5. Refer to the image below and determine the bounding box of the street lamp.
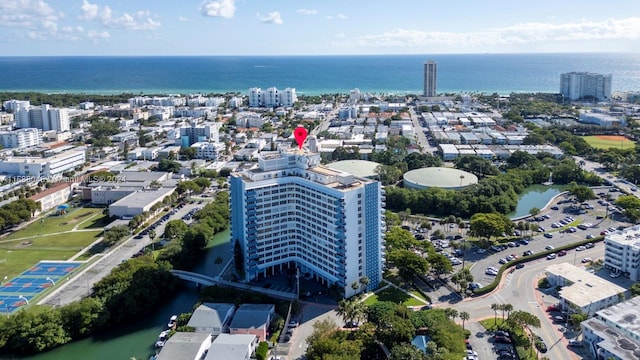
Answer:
[46,277,55,287]
[18,295,28,305]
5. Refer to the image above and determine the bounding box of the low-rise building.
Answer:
[187,303,236,335]
[581,297,640,360]
[0,128,42,149]
[205,334,257,360]
[545,263,627,315]
[229,304,275,342]
[0,148,86,179]
[156,332,212,360]
[604,224,640,281]
[28,182,77,213]
[191,142,225,160]
[108,187,175,219]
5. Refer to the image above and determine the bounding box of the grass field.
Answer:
[583,135,635,150]
[2,207,104,240]
[0,205,108,280]
[364,286,427,306]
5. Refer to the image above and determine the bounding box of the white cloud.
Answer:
[87,30,110,39]
[354,18,640,49]
[79,1,160,31]
[259,11,283,25]
[178,16,189,22]
[0,0,59,28]
[200,0,236,19]
[337,13,348,20]
[79,0,99,21]
[297,9,317,15]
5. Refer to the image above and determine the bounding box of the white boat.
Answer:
[167,315,177,328]
[155,331,168,348]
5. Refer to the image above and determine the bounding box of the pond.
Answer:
[507,184,569,219]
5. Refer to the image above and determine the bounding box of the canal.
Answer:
[2,229,231,360]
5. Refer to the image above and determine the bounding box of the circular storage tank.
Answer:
[403,167,478,190]
[327,160,381,179]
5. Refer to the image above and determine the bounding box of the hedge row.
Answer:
[473,236,605,296]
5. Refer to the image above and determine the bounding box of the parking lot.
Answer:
[465,189,629,287]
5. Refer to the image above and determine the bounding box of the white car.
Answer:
[610,272,622,278]
[547,253,557,260]
[466,350,478,357]
[545,245,554,250]
[475,248,487,254]
[575,245,586,251]
[581,257,592,263]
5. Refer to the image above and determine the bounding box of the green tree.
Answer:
[451,268,474,294]
[389,343,427,360]
[157,159,181,173]
[164,220,188,240]
[468,213,513,240]
[387,249,430,280]
[569,184,596,202]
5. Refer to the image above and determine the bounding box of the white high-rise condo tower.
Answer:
[230,149,385,298]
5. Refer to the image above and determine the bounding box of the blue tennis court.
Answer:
[0,261,83,314]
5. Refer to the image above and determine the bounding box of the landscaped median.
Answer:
[473,236,604,296]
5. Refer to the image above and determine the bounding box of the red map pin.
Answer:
[293,127,308,149]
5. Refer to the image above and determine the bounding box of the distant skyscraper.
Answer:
[560,72,612,101]
[423,60,437,97]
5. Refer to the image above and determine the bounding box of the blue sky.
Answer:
[1,0,639,56]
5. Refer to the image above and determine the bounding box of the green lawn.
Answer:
[77,213,110,230]
[365,286,427,306]
[0,249,79,280]
[0,230,101,279]
[3,207,103,240]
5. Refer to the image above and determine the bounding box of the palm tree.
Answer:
[503,304,514,320]
[491,303,500,325]
[359,276,370,294]
[460,311,470,330]
[336,299,352,324]
[445,308,458,321]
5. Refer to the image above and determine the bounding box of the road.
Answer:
[575,155,639,195]
[408,107,438,154]
[446,245,605,360]
[39,200,205,307]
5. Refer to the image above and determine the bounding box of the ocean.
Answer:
[0,53,638,96]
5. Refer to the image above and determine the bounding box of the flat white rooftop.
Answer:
[547,263,626,309]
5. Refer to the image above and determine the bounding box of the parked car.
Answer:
[547,253,557,260]
[545,245,555,250]
[515,263,525,269]
[544,233,553,238]
[582,257,592,263]
[558,250,568,256]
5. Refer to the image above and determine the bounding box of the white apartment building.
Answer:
[3,99,30,112]
[230,149,384,298]
[560,72,612,101]
[604,225,640,281]
[179,122,220,147]
[14,104,70,132]
[581,297,640,360]
[191,142,225,160]
[248,87,297,108]
[0,128,42,149]
[0,149,86,179]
